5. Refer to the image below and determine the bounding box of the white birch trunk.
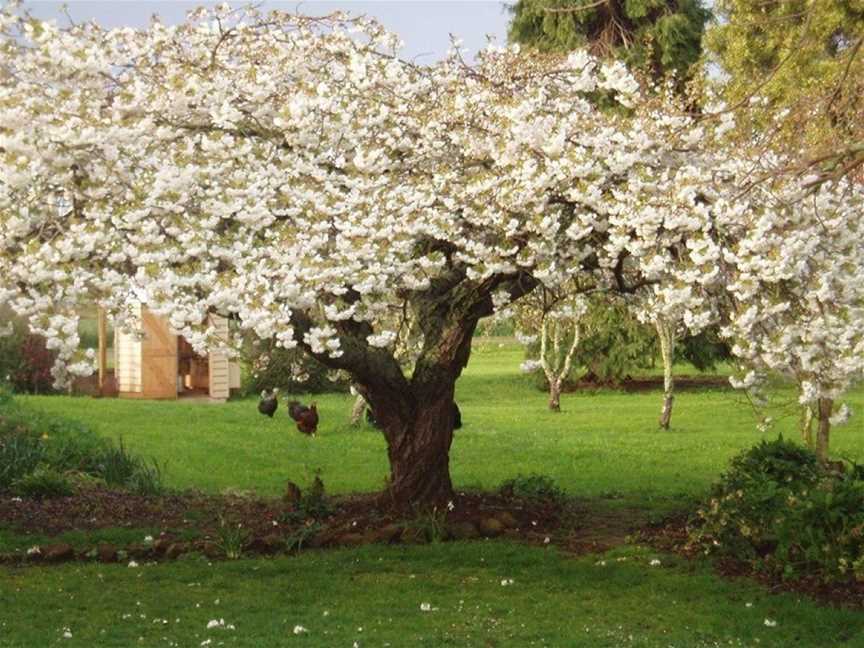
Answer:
[656,317,675,430]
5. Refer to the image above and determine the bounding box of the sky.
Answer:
[25,1,517,61]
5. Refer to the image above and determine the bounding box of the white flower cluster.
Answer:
[0,4,860,425]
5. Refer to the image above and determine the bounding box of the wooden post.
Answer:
[97,307,107,392]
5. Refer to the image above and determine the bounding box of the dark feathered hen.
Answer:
[258,389,279,418]
[288,401,319,436]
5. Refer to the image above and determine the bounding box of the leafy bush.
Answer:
[281,474,332,522]
[689,437,864,583]
[11,465,73,498]
[500,474,565,503]
[97,439,140,486]
[126,458,164,496]
[0,430,44,489]
[0,394,163,496]
[0,314,57,394]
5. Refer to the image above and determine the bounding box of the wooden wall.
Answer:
[141,310,179,400]
[115,309,239,402]
[208,315,230,401]
[114,314,142,394]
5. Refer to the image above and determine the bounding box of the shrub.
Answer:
[0,430,44,489]
[0,393,163,496]
[0,318,58,394]
[499,474,565,503]
[96,439,140,486]
[11,465,73,498]
[689,437,864,583]
[127,458,164,496]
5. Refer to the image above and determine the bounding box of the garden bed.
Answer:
[0,485,586,565]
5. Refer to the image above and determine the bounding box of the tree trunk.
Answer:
[350,392,367,426]
[384,391,456,507]
[548,379,561,412]
[656,318,675,430]
[800,404,814,448]
[816,397,833,462]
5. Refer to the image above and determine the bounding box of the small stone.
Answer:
[375,524,403,544]
[448,521,481,541]
[126,543,153,559]
[97,543,118,563]
[200,541,222,559]
[401,527,429,544]
[336,533,365,547]
[42,543,75,562]
[479,518,504,538]
[165,542,189,560]
[496,511,519,529]
[152,539,171,556]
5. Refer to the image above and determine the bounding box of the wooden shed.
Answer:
[114,307,241,401]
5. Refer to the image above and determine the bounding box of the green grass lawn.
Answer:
[3,543,863,648]
[4,340,864,647]
[17,341,864,511]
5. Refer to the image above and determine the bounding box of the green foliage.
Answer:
[284,521,321,552]
[500,473,566,503]
[96,439,164,495]
[0,392,162,496]
[707,0,864,153]
[0,429,44,489]
[522,299,657,386]
[508,0,710,82]
[215,515,249,559]
[241,338,348,396]
[0,313,57,395]
[97,439,142,486]
[690,437,864,583]
[281,473,332,523]
[3,543,864,647]
[11,464,73,498]
[404,504,450,543]
[676,328,730,372]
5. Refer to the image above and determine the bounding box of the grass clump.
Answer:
[0,392,164,497]
[97,439,164,495]
[689,436,864,583]
[11,464,73,498]
[215,515,249,559]
[499,473,566,503]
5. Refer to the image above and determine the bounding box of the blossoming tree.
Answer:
[515,288,588,412]
[1,3,861,504]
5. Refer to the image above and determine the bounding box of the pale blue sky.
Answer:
[26,1,516,61]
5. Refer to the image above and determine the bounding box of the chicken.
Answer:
[288,400,319,436]
[258,388,279,418]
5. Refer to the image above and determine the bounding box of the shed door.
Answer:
[141,311,178,400]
